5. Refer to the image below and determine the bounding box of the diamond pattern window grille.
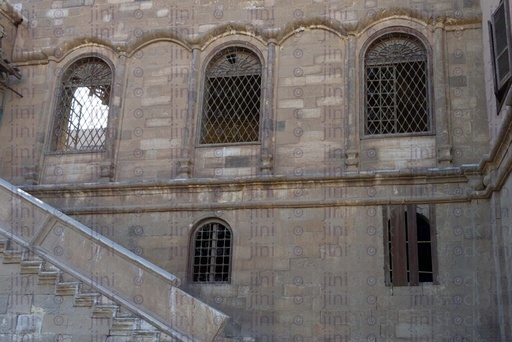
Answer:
[191,222,232,283]
[200,47,262,144]
[365,34,430,135]
[52,57,112,151]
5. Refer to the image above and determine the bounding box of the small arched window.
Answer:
[364,33,430,135]
[51,57,113,151]
[199,46,262,144]
[385,205,435,286]
[190,220,232,283]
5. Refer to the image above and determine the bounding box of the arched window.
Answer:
[51,57,113,151]
[364,33,430,135]
[199,46,262,144]
[190,220,232,283]
[385,205,435,286]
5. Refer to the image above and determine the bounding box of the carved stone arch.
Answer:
[48,37,120,62]
[125,30,192,58]
[361,26,432,61]
[192,23,269,50]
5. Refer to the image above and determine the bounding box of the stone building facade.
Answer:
[0,0,509,340]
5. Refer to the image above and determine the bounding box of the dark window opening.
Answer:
[200,47,262,144]
[191,222,232,283]
[385,205,434,286]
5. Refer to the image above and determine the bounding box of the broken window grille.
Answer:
[51,57,112,151]
[365,33,430,135]
[191,221,232,283]
[199,46,262,144]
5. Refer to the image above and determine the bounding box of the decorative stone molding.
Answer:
[466,174,485,191]
[23,165,39,185]
[437,145,452,166]
[12,11,483,64]
[344,150,359,171]
[99,162,114,182]
[0,1,24,26]
[461,165,485,191]
[260,153,273,176]
[176,158,192,179]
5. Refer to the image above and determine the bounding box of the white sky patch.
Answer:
[70,87,109,130]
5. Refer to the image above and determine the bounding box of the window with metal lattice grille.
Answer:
[199,47,262,144]
[51,57,112,151]
[384,205,437,286]
[364,34,431,135]
[191,221,232,283]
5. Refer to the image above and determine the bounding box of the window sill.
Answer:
[196,142,261,148]
[361,132,436,140]
[45,149,107,156]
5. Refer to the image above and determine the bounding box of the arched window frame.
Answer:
[362,29,433,137]
[189,219,233,284]
[384,204,438,286]
[50,55,114,152]
[198,45,263,145]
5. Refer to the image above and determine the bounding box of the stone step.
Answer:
[0,238,207,342]
[132,329,160,342]
[106,336,131,342]
[38,262,60,285]
[55,281,80,296]
[110,317,138,333]
[74,291,101,307]
[92,303,119,318]
[19,259,41,274]
[109,317,161,341]
[2,249,22,263]
[0,239,8,252]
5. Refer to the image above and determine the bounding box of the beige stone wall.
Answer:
[480,1,512,339]
[0,0,507,340]
[59,199,498,340]
[0,0,487,184]
[494,175,512,338]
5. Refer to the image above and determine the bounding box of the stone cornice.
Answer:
[23,167,469,193]
[0,0,23,26]
[12,9,482,64]
[21,166,486,214]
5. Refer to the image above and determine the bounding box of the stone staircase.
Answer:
[0,238,177,341]
[0,178,229,341]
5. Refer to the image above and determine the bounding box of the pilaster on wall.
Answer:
[261,42,276,176]
[107,53,128,182]
[177,48,200,179]
[344,36,359,171]
[432,26,453,167]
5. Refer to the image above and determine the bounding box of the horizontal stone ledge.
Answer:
[22,166,477,195]
[56,195,472,215]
